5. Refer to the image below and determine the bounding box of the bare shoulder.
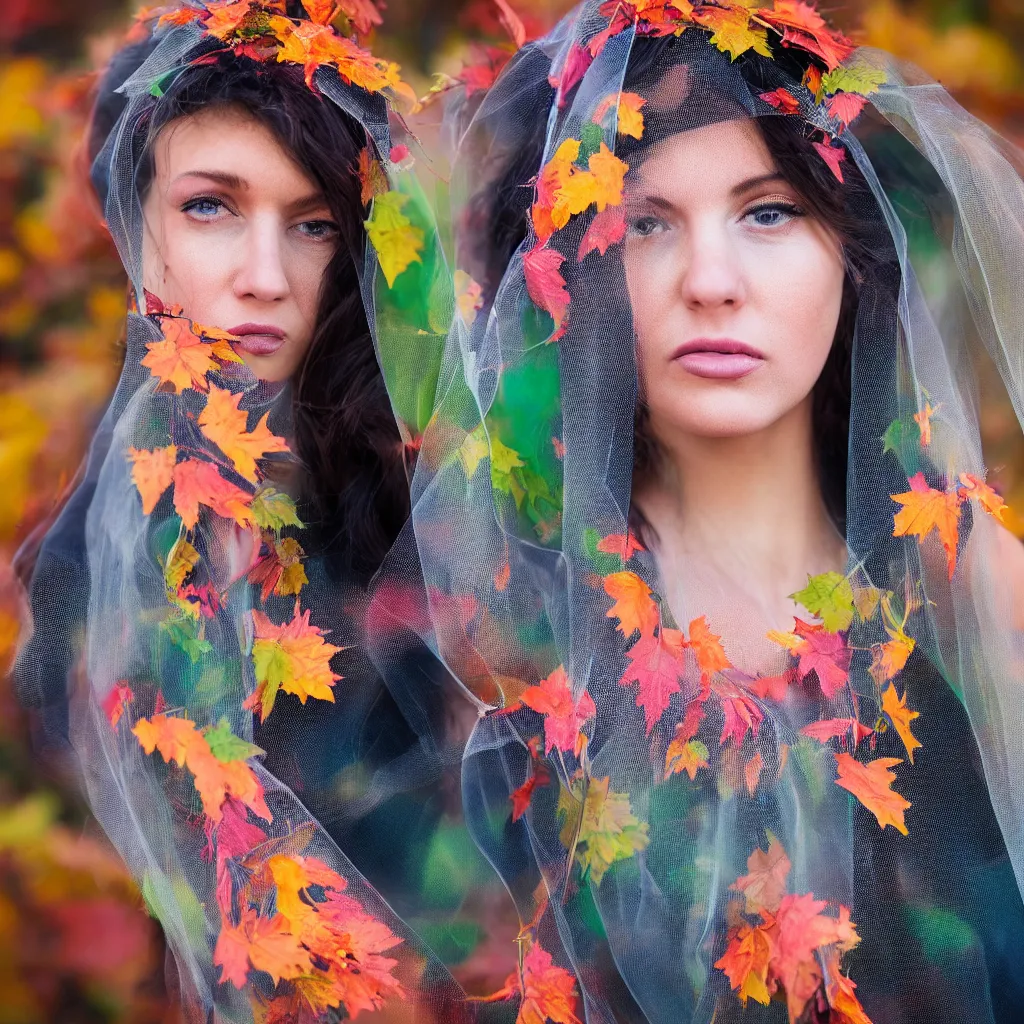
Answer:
[982,523,1024,631]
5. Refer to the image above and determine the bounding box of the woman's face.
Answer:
[623,117,845,444]
[142,104,338,382]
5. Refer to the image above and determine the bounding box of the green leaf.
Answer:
[577,122,604,163]
[883,416,922,476]
[161,616,213,664]
[790,571,855,632]
[251,643,291,719]
[822,63,887,97]
[905,905,976,963]
[251,486,303,531]
[204,717,265,764]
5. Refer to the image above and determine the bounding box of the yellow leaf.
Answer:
[128,445,177,515]
[881,684,921,763]
[364,191,424,287]
[198,385,289,483]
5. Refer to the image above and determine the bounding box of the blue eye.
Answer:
[746,202,802,227]
[629,215,665,237]
[182,196,226,219]
[296,219,338,241]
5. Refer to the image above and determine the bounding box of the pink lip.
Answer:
[228,322,286,357]
[671,337,764,380]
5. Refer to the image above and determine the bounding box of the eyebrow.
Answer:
[630,172,791,209]
[171,170,330,214]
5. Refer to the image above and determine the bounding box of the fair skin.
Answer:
[623,118,848,672]
[142,104,339,382]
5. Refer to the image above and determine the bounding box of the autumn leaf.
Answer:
[204,717,265,763]
[520,665,596,755]
[532,138,580,241]
[163,535,200,593]
[511,766,549,822]
[719,692,764,748]
[750,668,796,702]
[821,63,887,99]
[172,459,254,530]
[603,570,658,637]
[586,143,629,211]
[827,962,873,1024]
[592,91,646,138]
[214,909,311,988]
[731,833,791,915]
[881,684,921,763]
[128,444,177,514]
[454,269,484,325]
[251,485,303,531]
[827,92,868,131]
[132,713,269,822]
[892,472,962,578]
[595,530,645,562]
[959,472,1008,523]
[249,606,343,721]
[664,736,709,781]
[335,0,383,36]
[577,207,626,260]
[198,385,289,483]
[140,317,239,393]
[715,920,773,1006]
[364,191,424,287]
[790,571,854,632]
[913,400,939,446]
[799,718,873,747]
[568,776,649,885]
[102,682,134,730]
[517,941,580,1024]
[778,618,853,699]
[523,244,570,327]
[745,751,764,795]
[813,139,846,182]
[834,753,910,835]
[759,87,801,113]
[249,535,308,602]
[757,0,855,70]
[688,615,731,681]
[868,633,914,686]
[694,5,772,61]
[619,628,686,732]
[300,0,337,25]
[357,146,388,206]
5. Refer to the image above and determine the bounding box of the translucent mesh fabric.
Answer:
[375,5,1024,1021]
[18,10,510,1023]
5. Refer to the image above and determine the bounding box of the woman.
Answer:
[18,3,515,1020]
[382,2,1024,1021]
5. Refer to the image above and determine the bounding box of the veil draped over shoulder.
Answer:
[371,1,1024,1021]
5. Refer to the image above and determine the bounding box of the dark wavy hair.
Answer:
[473,34,901,536]
[89,37,406,584]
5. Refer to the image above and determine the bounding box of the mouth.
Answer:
[228,322,286,357]
[671,337,764,380]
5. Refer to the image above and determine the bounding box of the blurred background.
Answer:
[1,0,1022,1019]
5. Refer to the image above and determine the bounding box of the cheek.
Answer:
[624,241,672,387]
[143,213,229,320]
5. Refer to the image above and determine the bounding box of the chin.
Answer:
[659,399,787,441]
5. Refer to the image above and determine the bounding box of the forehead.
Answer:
[628,118,777,194]
[151,106,315,192]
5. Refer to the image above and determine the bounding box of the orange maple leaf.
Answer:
[587,143,628,211]
[687,615,731,680]
[592,91,646,139]
[958,472,1008,523]
[799,718,873,747]
[693,4,772,61]
[532,138,580,242]
[913,401,939,446]
[128,444,177,514]
[140,317,240,392]
[335,0,383,35]
[249,607,343,721]
[517,940,580,1024]
[520,665,595,755]
[357,146,388,206]
[731,834,791,915]
[826,954,874,1024]
[760,87,801,113]
[868,634,914,686]
[132,713,269,822]
[757,0,855,70]
[595,530,645,561]
[834,753,910,835]
[102,682,135,730]
[603,570,658,637]
[271,17,400,93]
[198,384,290,483]
[664,735,709,781]
[715,919,773,1006]
[214,908,311,988]
[880,684,921,763]
[172,458,254,530]
[891,472,963,578]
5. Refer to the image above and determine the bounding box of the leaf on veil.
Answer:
[214,908,311,989]
[516,940,580,1024]
[249,607,343,721]
[770,618,852,699]
[603,570,659,637]
[592,91,647,139]
[251,485,303,531]
[833,753,910,835]
[757,0,855,70]
[719,692,764,748]
[688,615,732,681]
[664,701,708,780]
[132,713,270,822]
[247,535,308,601]
[523,244,570,327]
[731,833,791,915]
[102,682,134,730]
[127,444,177,515]
[692,5,772,61]
[827,92,868,131]
[364,191,425,287]
[562,776,649,886]
[958,472,1008,523]
[812,138,846,182]
[198,385,289,483]
[715,918,773,1006]
[799,718,873,747]
[891,472,963,579]
[577,206,626,260]
[912,400,939,446]
[790,571,854,632]
[595,530,645,562]
[619,628,686,732]
[520,665,596,755]
[140,317,240,393]
[825,955,874,1024]
[172,458,254,530]
[759,87,801,113]
[880,684,921,763]
[356,146,389,207]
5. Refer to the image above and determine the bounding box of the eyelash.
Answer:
[180,196,338,240]
[744,200,804,227]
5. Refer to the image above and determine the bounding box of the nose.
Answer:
[677,220,745,312]
[232,213,290,303]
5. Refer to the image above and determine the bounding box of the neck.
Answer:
[635,400,846,596]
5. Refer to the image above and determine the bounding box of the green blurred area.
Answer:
[0,0,1022,1019]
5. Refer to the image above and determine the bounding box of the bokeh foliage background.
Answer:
[0,0,1022,1018]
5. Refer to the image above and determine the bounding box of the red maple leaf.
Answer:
[520,666,595,755]
[618,628,686,733]
[523,243,570,327]
[792,619,852,699]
